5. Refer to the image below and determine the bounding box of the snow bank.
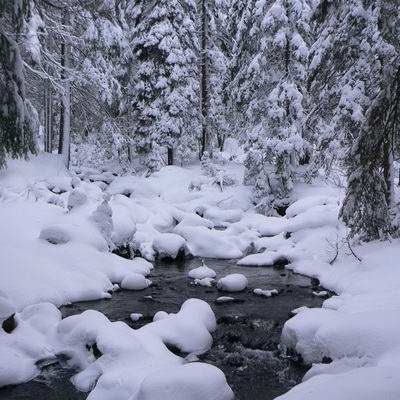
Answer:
[278,239,400,399]
[0,298,232,400]
[3,153,400,400]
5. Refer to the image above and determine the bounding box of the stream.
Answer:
[0,258,325,400]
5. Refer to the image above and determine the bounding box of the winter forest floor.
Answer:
[0,153,400,399]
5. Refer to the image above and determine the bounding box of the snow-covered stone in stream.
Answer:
[53,299,230,400]
[120,272,152,291]
[153,233,186,259]
[0,303,61,387]
[194,277,216,287]
[313,291,329,297]
[129,313,143,322]
[280,308,340,364]
[217,274,248,292]
[188,260,217,279]
[178,226,243,259]
[215,296,236,303]
[153,311,170,322]
[290,306,309,316]
[253,288,279,298]
[136,362,234,400]
[238,250,291,266]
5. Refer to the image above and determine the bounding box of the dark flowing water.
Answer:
[0,258,325,400]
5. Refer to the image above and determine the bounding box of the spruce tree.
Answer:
[309,0,400,240]
[0,0,38,168]
[230,0,313,213]
[130,0,201,170]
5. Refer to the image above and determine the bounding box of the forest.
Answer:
[1,1,400,399]
[1,0,400,239]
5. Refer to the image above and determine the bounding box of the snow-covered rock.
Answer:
[188,260,217,279]
[253,288,279,298]
[153,233,186,259]
[217,274,248,292]
[121,272,152,291]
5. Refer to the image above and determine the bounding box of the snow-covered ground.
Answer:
[0,153,399,399]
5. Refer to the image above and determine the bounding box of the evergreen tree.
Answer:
[309,0,400,240]
[0,0,39,168]
[231,0,313,213]
[130,0,201,170]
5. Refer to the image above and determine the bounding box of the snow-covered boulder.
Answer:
[280,308,340,364]
[136,362,234,400]
[188,260,217,279]
[217,274,248,292]
[120,272,152,291]
[153,233,186,259]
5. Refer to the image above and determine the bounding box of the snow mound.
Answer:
[276,366,400,400]
[136,362,234,400]
[188,260,217,279]
[238,250,291,266]
[153,233,186,259]
[121,272,152,291]
[0,298,231,398]
[217,274,248,292]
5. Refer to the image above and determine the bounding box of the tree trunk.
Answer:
[44,81,53,153]
[200,0,210,158]
[58,11,71,168]
[382,139,395,208]
[167,147,174,166]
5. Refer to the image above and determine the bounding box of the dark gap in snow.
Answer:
[274,203,289,217]
[164,342,188,358]
[155,248,186,262]
[112,244,133,259]
[85,342,103,359]
[273,257,290,268]
[310,278,320,288]
[2,313,16,334]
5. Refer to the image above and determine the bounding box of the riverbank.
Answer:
[1,153,399,399]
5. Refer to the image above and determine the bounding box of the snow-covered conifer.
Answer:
[309,0,400,240]
[130,0,201,169]
[0,0,39,168]
[231,0,313,212]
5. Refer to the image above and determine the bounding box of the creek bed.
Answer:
[0,258,325,400]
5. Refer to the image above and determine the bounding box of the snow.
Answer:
[1,153,400,399]
[120,272,152,291]
[217,274,248,292]
[188,260,217,279]
[253,288,279,298]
